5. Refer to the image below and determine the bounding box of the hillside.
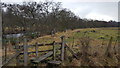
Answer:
[28,27,119,45]
[26,27,119,66]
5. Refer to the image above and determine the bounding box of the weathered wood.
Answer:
[64,46,67,60]
[105,37,113,57]
[20,50,53,55]
[53,41,56,60]
[72,37,75,47]
[18,42,61,48]
[24,38,28,66]
[48,60,61,65]
[16,39,20,66]
[32,51,53,64]
[20,46,61,55]
[0,5,2,67]
[4,44,7,62]
[35,43,38,57]
[2,48,23,66]
[65,43,79,60]
[60,36,65,61]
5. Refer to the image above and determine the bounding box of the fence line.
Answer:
[3,36,78,66]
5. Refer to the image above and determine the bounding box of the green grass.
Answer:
[64,27,119,45]
[4,27,119,66]
[28,27,119,51]
[73,27,118,41]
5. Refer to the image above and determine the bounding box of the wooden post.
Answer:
[64,46,67,60]
[0,4,2,68]
[4,43,7,62]
[35,43,38,57]
[16,46,20,66]
[60,36,65,61]
[72,37,75,48]
[118,39,120,66]
[53,41,56,60]
[24,38,28,66]
[105,37,113,57]
[16,38,20,66]
[113,40,117,54]
[4,39,8,62]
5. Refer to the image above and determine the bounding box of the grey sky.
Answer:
[1,0,119,22]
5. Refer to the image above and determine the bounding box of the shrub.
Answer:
[98,36,105,39]
[79,36,92,65]
[90,30,96,33]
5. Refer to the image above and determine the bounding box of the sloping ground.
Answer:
[27,27,119,53]
[27,27,119,66]
[28,27,119,45]
[2,27,119,66]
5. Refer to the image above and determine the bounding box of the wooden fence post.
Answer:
[5,43,7,62]
[24,38,28,66]
[105,37,113,57]
[60,36,65,61]
[53,41,56,60]
[64,46,67,60]
[16,38,20,66]
[72,37,75,48]
[35,43,38,57]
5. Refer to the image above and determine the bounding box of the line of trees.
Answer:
[1,1,118,35]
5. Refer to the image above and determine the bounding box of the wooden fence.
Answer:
[2,36,78,66]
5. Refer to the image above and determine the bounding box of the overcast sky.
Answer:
[1,0,120,22]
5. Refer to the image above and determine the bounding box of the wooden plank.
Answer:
[65,43,79,60]
[48,60,61,65]
[20,47,61,55]
[18,42,61,48]
[20,50,53,54]
[32,51,53,64]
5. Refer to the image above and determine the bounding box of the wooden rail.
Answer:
[20,46,61,55]
[65,43,79,60]
[20,50,53,54]
[2,48,23,66]
[32,51,53,64]
[16,42,61,48]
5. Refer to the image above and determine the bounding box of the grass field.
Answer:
[3,27,119,66]
[29,27,119,45]
[27,27,119,66]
